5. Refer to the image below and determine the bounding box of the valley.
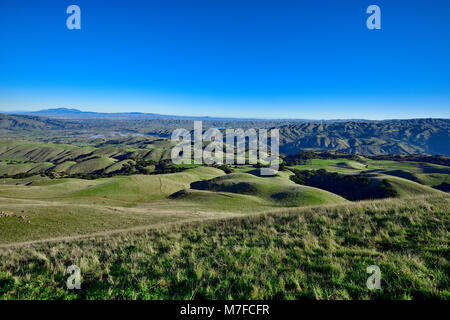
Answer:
[0,111,448,300]
[0,136,448,245]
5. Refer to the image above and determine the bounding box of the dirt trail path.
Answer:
[2,196,416,250]
[0,194,133,203]
[0,213,244,250]
[87,196,132,203]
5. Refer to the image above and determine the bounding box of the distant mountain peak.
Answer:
[37,108,83,113]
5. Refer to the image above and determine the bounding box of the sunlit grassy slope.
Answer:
[67,166,226,202]
[0,195,448,299]
[0,167,348,244]
[368,174,444,197]
[0,159,447,244]
[0,139,175,177]
[183,171,348,206]
[289,158,450,187]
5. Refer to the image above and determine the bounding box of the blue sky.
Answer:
[0,0,449,119]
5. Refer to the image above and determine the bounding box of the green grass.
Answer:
[290,159,366,174]
[290,158,450,176]
[415,173,450,187]
[0,161,46,176]
[0,203,172,244]
[103,160,136,174]
[0,178,104,199]
[0,195,448,300]
[0,139,174,177]
[0,140,93,163]
[67,166,225,202]
[369,174,444,197]
[289,158,450,193]
[169,189,273,212]
[0,166,223,202]
[52,161,77,173]
[65,157,116,174]
[0,167,231,243]
[188,171,348,207]
[0,162,446,245]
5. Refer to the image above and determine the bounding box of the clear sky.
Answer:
[0,0,449,119]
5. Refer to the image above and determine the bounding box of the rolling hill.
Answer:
[185,172,348,206]
[0,139,175,177]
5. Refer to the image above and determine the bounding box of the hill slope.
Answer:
[186,172,348,206]
[0,195,447,299]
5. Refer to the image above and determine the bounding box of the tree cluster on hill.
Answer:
[1,158,188,180]
[282,151,365,166]
[214,164,233,174]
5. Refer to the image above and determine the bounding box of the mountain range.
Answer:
[5,108,363,122]
[0,109,449,156]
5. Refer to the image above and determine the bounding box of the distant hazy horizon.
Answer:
[2,106,450,121]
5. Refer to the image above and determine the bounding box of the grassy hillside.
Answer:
[289,157,450,189]
[0,167,226,243]
[65,157,116,174]
[0,195,447,300]
[289,168,445,201]
[0,157,447,245]
[188,172,348,206]
[369,174,444,197]
[169,189,273,213]
[0,141,448,247]
[67,167,225,202]
[0,139,176,178]
[0,167,347,243]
